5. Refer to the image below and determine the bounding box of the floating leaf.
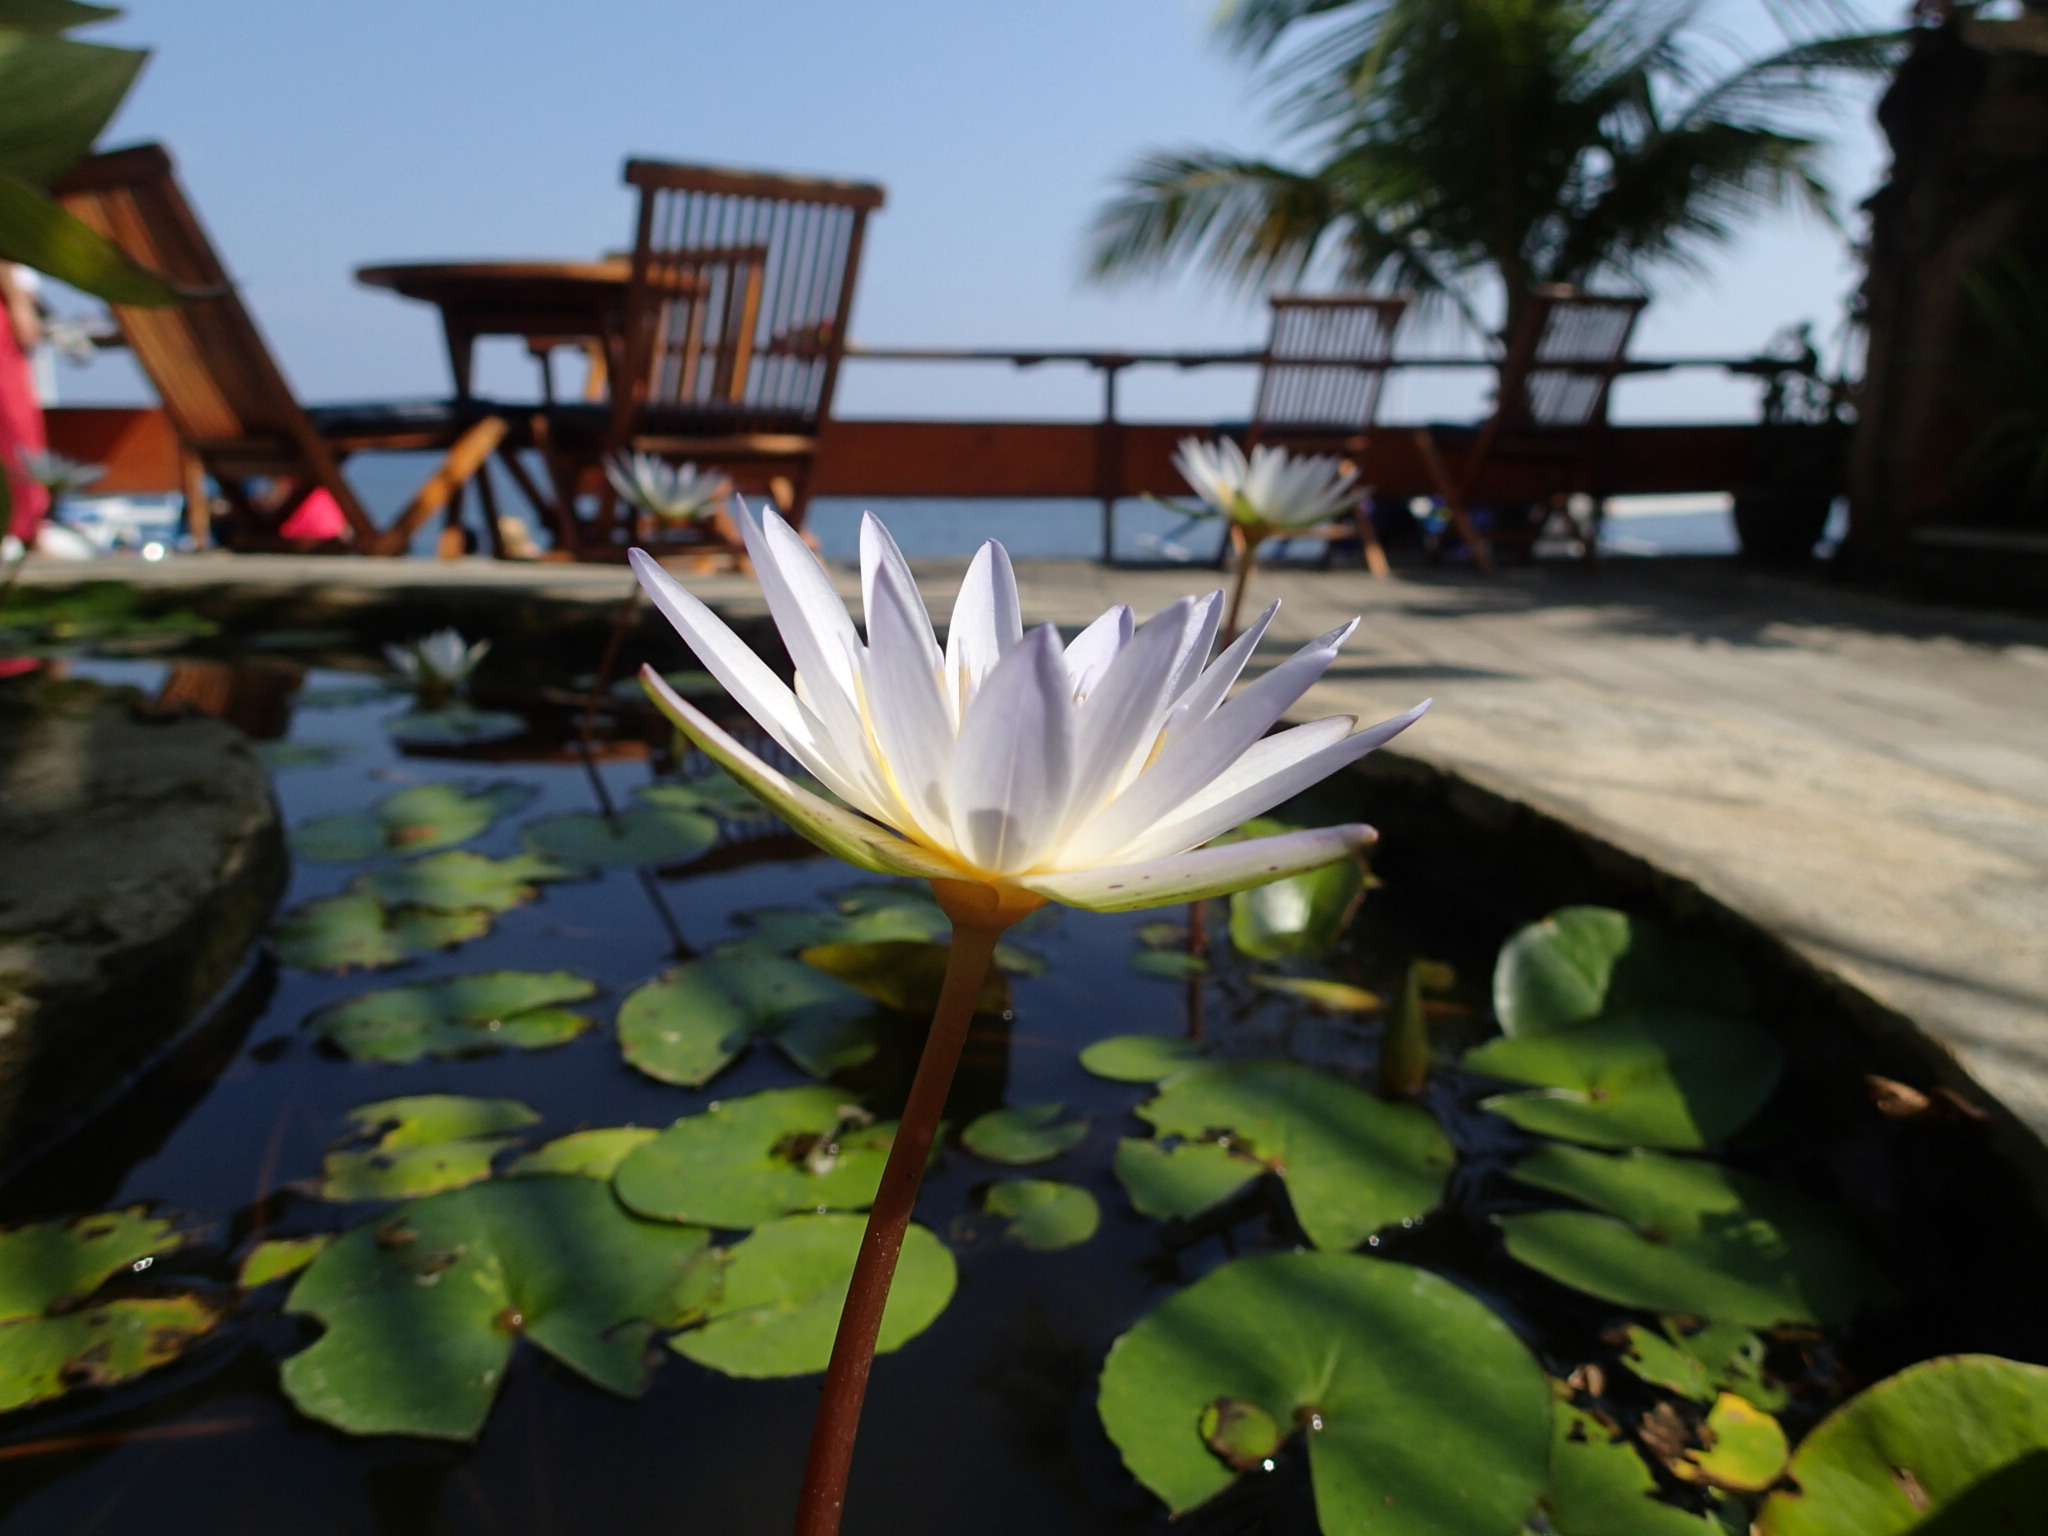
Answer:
[1494,908,1749,1038]
[1621,1320,1786,1411]
[307,971,598,1064]
[0,1297,221,1414]
[1500,1145,1892,1327]
[1248,975,1384,1012]
[1134,1061,1453,1251]
[521,789,717,870]
[641,771,767,820]
[800,940,1011,1018]
[1465,1011,1783,1149]
[613,667,721,701]
[1134,921,1186,949]
[258,740,353,770]
[386,706,525,746]
[1546,1399,1720,1535]
[273,894,491,973]
[1098,1252,1551,1529]
[1672,1392,1788,1492]
[1761,1356,2048,1535]
[1078,1034,1202,1082]
[349,850,575,914]
[1131,949,1208,980]
[1200,1397,1284,1472]
[237,1235,333,1289]
[973,1180,1098,1251]
[613,1087,895,1228]
[318,1095,539,1202]
[282,1177,711,1440]
[0,1208,181,1319]
[294,782,537,863]
[1228,856,1363,961]
[1113,1138,1264,1221]
[671,1214,955,1378]
[617,956,878,1087]
[508,1127,659,1180]
[961,1104,1089,1165]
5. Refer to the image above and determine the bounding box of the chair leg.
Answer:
[179,450,211,549]
[473,458,513,559]
[372,416,510,556]
[1354,499,1390,577]
[1411,429,1494,573]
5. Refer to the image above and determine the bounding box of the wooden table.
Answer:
[355,259,633,403]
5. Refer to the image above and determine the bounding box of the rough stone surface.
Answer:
[0,677,286,1167]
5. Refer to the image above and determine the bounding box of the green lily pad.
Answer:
[617,955,879,1087]
[258,740,354,769]
[0,1208,182,1319]
[1112,1138,1265,1221]
[1495,908,1749,1038]
[0,1296,222,1414]
[238,1235,333,1289]
[386,707,526,746]
[1672,1391,1788,1492]
[1133,1061,1453,1251]
[307,970,599,1064]
[1134,921,1186,949]
[1248,976,1384,1012]
[521,789,718,870]
[798,940,1013,1019]
[507,1127,660,1179]
[293,782,537,863]
[349,850,576,914]
[274,894,492,972]
[281,1176,712,1440]
[1098,1252,1551,1529]
[1464,1011,1784,1149]
[1078,1034,1202,1082]
[318,1095,540,1202]
[613,1087,896,1228]
[1228,855,1364,962]
[1200,1397,1284,1471]
[1500,1145,1893,1327]
[670,1213,955,1378]
[961,1103,1089,1165]
[1131,949,1208,980]
[613,667,722,701]
[1758,1355,2048,1536]
[641,770,768,820]
[1621,1319,1786,1411]
[1546,1399,1721,1535]
[973,1180,1099,1251]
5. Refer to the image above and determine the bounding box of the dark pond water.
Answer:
[0,635,2042,1536]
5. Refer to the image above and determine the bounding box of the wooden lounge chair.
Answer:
[1413,286,1648,571]
[1246,292,1409,575]
[543,158,884,561]
[50,143,507,556]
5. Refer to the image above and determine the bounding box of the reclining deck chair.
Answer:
[51,144,506,555]
[542,158,884,562]
[1413,286,1647,570]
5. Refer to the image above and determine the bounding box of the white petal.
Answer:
[945,539,1023,701]
[1020,823,1376,912]
[1061,596,1199,836]
[1063,605,1132,701]
[859,512,939,670]
[630,549,811,755]
[738,502,868,756]
[640,667,960,881]
[1166,599,1276,739]
[949,624,1076,874]
[862,553,957,841]
[1115,702,1430,862]
[1161,590,1226,708]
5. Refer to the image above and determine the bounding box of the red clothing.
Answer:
[0,307,48,542]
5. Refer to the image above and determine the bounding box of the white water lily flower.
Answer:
[384,628,490,689]
[606,452,733,523]
[629,507,1427,912]
[1175,438,1360,532]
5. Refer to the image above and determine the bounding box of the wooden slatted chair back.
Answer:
[1495,287,1647,432]
[1251,293,1409,440]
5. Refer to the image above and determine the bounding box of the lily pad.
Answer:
[617,955,879,1087]
[386,706,526,746]
[281,1176,712,1440]
[961,1104,1089,1165]
[1495,908,1749,1038]
[641,770,768,820]
[1132,1061,1454,1250]
[613,1087,896,1228]
[1464,1011,1784,1149]
[974,1180,1099,1251]
[1131,949,1208,980]
[1546,1399,1721,1535]
[1098,1252,1551,1530]
[258,740,354,769]
[1500,1145,1892,1327]
[508,1127,660,1180]
[349,850,576,914]
[1113,1138,1264,1221]
[521,789,718,870]
[1621,1319,1786,1411]
[307,971,599,1064]
[670,1213,955,1378]
[1201,1397,1284,1471]
[238,1235,333,1289]
[1758,1355,2048,1536]
[274,894,492,972]
[1248,975,1384,1012]
[318,1095,540,1202]
[1078,1034,1203,1082]
[294,781,537,863]
[1228,855,1364,962]
[799,939,1013,1018]
[0,1209,182,1319]
[1672,1391,1788,1492]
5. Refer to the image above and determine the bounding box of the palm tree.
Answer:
[1090,0,1905,338]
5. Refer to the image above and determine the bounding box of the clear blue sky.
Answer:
[63,0,1888,424]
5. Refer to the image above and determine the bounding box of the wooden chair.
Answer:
[1413,286,1648,571]
[544,158,884,561]
[1245,292,1409,575]
[50,143,507,556]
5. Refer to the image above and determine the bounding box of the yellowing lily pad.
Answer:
[273,894,492,972]
[670,1213,955,1378]
[521,789,718,870]
[0,1208,182,1319]
[317,1095,540,1202]
[1672,1391,1788,1492]
[617,955,879,1087]
[293,781,537,863]
[1546,1399,1721,1535]
[507,1127,660,1180]
[307,971,598,1064]
[348,850,576,914]
[799,940,1012,1018]
[961,1103,1090,1165]
[613,1087,896,1228]
[1079,1034,1203,1082]
[1248,976,1385,1012]
[237,1235,333,1289]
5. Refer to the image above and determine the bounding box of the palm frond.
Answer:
[1086,150,1342,291]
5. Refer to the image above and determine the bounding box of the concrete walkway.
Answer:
[20,552,2048,1135]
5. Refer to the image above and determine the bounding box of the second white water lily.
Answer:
[1174,437,1360,532]
[629,506,1426,913]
